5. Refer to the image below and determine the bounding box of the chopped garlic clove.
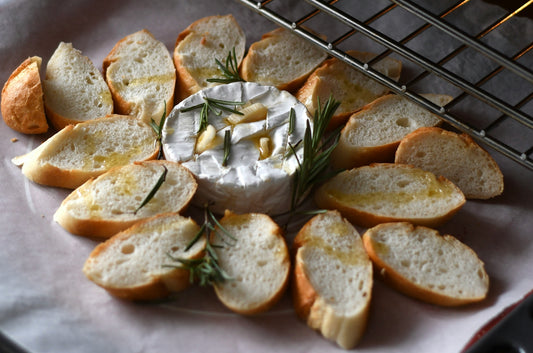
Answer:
[259,137,271,160]
[196,124,217,153]
[227,102,268,125]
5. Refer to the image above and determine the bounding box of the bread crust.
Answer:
[362,222,489,306]
[212,211,290,315]
[291,210,373,349]
[173,15,245,102]
[18,115,159,189]
[240,27,326,93]
[296,51,402,131]
[314,163,466,228]
[331,94,451,169]
[104,29,175,122]
[54,160,197,239]
[83,213,204,300]
[1,56,48,134]
[395,126,504,199]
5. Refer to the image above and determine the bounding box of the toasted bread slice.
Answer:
[173,15,246,101]
[331,94,452,169]
[13,115,159,189]
[362,222,489,306]
[292,210,373,349]
[240,27,327,93]
[54,160,197,239]
[43,42,113,130]
[212,211,290,315]
[314,163,465,228]
[1,56,48,134]
[296,51,402,130]
[104,29,175,125]
[395,127,504,199]
[83,213,205,301]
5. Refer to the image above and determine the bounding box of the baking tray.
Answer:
[1,1,532,352]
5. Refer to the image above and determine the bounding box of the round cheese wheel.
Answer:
[162,82,310,215]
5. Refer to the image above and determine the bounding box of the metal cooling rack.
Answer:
[237,0,533,171]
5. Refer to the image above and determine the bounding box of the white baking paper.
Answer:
[1,0,532,352]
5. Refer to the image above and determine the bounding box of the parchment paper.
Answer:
[1,1,532,352]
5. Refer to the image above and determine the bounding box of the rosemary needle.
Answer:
[134,165,168,215]
[180,97,244,133]
[206,47,245,84]
[222,129,231,167]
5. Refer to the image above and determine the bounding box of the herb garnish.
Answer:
[288,108,296,136]
[166,205,236,287]
[222,129,232,167]
[206,47,245,84]
[180,97,245,133]
[150,102,167,160]
[134,165,168,215]
[289,96,342,213]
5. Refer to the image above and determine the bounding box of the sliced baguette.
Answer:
[395,127,504,199]
[43,42,113,130]
[314,163,465,228]
[240,27,327,93]
[54,160,197,239]
[104,29,175,125]
[1,56,48,134]
[331,93,452,169]
[83,213,205,301]
[296,51,402,130]
[173,15,246,101]
[212,211,290,315]
[292,210,373,349]
[362,222,489,306]
[13,114,159,189]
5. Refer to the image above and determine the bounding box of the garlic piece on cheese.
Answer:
[162,82,311,215]
[226,102,268,125]
[195,124,218,154]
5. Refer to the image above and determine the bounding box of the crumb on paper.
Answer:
[11,137,18,143]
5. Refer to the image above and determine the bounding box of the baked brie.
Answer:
[162,82,310,215]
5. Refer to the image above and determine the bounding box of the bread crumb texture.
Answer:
[213,212,289,314]
[395,127,503,199]
[363,222,489,305]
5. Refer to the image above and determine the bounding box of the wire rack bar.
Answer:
[237,0,533,170]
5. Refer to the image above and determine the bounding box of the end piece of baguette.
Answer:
[395,127,504,199]
[331,93,452,169]
[362,222,489,306]
[1,56,48,134]
[83,213,205,301]
[240,27,327,93]
[212,211,290,315]
[43,42,113,130]
[292,210,373,349]
[173,15,246,101]
[296,51,402,130]
[13,114,159,189]
[314,163,465,228]
[54,160,197,239]
[104,29,175,125]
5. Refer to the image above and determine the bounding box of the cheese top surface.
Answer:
[162,82,311,215]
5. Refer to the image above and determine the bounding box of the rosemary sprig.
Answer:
[206,47,245,84]
[134,165,168,214]
[222,130,231,166]
[288,107,296,136]
[150,102,167,160]
[180,97,245,133]
[166,205,236,287]
[289,96,342,212]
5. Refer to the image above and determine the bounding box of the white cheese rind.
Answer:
[162,82,310,215]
